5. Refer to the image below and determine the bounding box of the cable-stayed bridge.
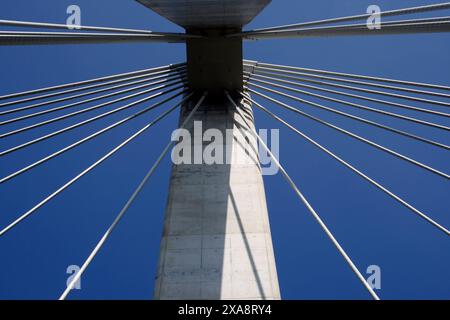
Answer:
[0,1,449,300]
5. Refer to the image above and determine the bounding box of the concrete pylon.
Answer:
[136,0,278,300]
[154,96,280,299]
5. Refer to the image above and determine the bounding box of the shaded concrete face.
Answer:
[154,97,280,299]
[186,30,243,96]
[137,0,272,98]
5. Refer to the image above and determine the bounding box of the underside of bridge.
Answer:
[136,0,281,300]
[137,0,271,96]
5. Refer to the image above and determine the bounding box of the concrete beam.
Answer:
[136,0,272,96]
[186,29,243,96]
[136,0,271,29]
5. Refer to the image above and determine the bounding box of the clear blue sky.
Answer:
[0,0,449,300]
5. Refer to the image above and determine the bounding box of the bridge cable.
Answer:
[226,91,381,300]
[239,90,450,236]
[0,92,195,238]
[244,65,450,107]
[0,81,186,139]
[248,87,450,180]
[244,60,450,91]
[0,87,187,156]
[0,66,185,109]
[59,91,207,300]
[243,69,450,118]
[0,63,184,101]
[242,78,449,150]
[0,88,186,184]
[234,3,450,36]
[0,72,185,119]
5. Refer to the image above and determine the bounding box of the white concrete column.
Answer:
[154,96,280,300]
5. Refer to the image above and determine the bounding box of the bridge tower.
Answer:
[137,0,281,300]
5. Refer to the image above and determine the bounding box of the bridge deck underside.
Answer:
[136,0,271,29]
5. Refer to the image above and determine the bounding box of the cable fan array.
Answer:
[0,1,449,300]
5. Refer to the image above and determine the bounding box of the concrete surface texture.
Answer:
[154,96,281,299]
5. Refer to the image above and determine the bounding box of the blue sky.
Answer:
[0,0,449,300]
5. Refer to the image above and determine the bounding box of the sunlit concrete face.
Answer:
[154,97,281,299]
